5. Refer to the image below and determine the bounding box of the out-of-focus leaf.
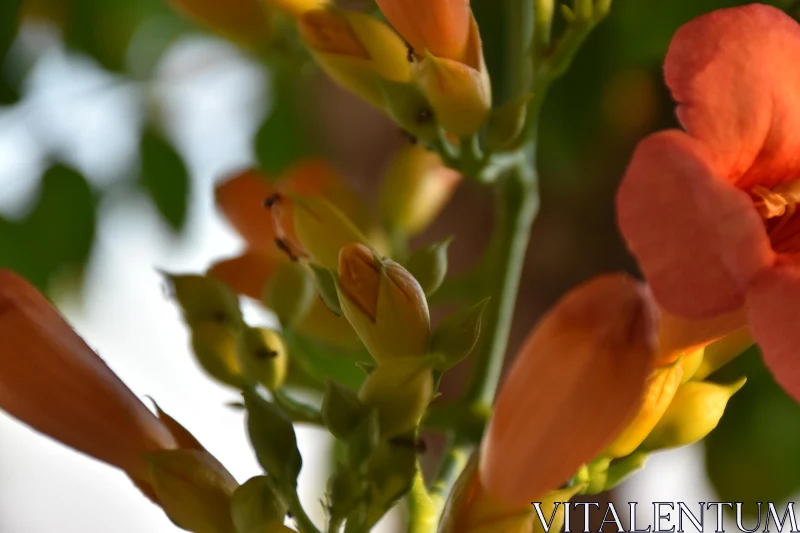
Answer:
[0,0,22,104]
[140,127,191,232]
[0,165,96,291]
[285,333,369,392]
[705,347,800,511]
[254,72,315,176]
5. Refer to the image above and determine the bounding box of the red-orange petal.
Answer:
[665,4,800,188]
[617,130,774,319]
[748,266,800,402]
[655,305,747,366]
[215,169,277,251]
[0,271,177,479]
[208,250,283,300]
[480,274,657,505]
[376,0,471,62]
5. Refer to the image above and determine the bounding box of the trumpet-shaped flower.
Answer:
[481,274,658,505]
[0,270,177,482]
[616,4,800,400]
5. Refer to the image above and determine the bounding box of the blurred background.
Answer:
[1,0,799,531]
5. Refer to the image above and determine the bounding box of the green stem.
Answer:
[429,445,470,505]
[407,472,438,533]
[288,490,322,533]
[465,162,539,409]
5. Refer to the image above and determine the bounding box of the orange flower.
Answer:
[480,274,658,505]
[375,0,471,63]
[615,5,800,400]
[0,270,177,483]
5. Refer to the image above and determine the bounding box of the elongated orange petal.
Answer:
[0,271,177,480]
[655,305,747,365]
[208,250,283,300]
[376,0,471,62]
[480,274,657,505]
[216,170,278,251]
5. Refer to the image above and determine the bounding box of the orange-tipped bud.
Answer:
[0,270,177,482]
[166,0,271,46]
[337,244,430,362]
[481,274,658,506]
[299,8,413,109]
[376,0,472,62]
[378,145,461,235]
[415,16,491,137]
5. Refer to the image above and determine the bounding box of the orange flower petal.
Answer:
[655,305,747,365]
[480,274,657,505]
[216,169,278,251]
[376,0,471,62]
[617,130,774,319]
[665,4,800,188]
[208,250,283,300]
[167,0,271,46]
[748,266,800,402]
[0,271,176,480]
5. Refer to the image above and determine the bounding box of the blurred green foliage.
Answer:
[140,126,191,232]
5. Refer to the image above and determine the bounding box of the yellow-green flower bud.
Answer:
[604,452,648,491]
[264,262,316,328]
[694,328,753,380]
[322,380,365,440]
[642,378,747,451]
[378,145,461,236]
[168,273,243,328]
[146,449,238,533]
[190,322,248,389]
[678,348,705,384]
[485,94,533,150]
[298,8,412,109]
[230,476,287,533]
[337,243,431,362]
[364,441,417,523]
[605,361,684,458]
[236,327,289,391]
[358,358,434,437]
[406,238,453,297]
[292,195,368,271]
[244,391,303,487]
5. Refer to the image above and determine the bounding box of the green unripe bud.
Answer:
[244,391,303,488]
[365,441,417,523]
[358,358,434,437]
[430,298,488,371]
[327,469,363,523]
[167,273,243,327]
[236,327,288,391]
[604,452,648,491]
[322,381,365,440]
[230,476,287,533]
[190,322,248,389]
[485,93,533,150]
[264,262,316,328]
[642,378,746,451]
[146,449,238,533]
[406,238,452,297]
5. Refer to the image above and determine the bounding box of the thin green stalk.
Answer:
[288,490,322,533]
[429,445,470,505]
[407,472,438,533]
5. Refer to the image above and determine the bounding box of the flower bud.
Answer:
[378,145,461,236]
[322,380,365,440]
[642,378,746,451]
[0,270,177,483]
[694,327,753,380]
[415,16,491,137]
[292,195,368,270]
[236,327,289,391]
[406,238,453,296]
[299,8,412,109]
[605,361,684,458]
[264,262,316,328]
[166,0,271,46]
[190,322,249,389]
[485,93,533,150]
[678,348,705,384]
[481,274,657,506]
[167,273,244,328]
[337,243,431,362]
[231,476,288,533]
[244,391,303,487]
[604,452,648,491]
[376,0,472,62]
[364,440,417,522]
[358,357,434,437]
[146,449,238,533]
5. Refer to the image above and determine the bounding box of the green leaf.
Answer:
[285,333,370,391]
[140,127,191,232]
[705,348,800,510]
[254,73,315,176]
[244,390,303,488]
[0,0,21,104]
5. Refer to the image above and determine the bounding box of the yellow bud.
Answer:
[378,145,461,235]
[694,327,753,380]
[642,378,747,451]
[337,243,431,362]
[236,327,289,391]
[605,361,684,458]
[166,0,271,47]
[415,16,491,137]
[230,476,288,533]
[190,322,248,389]
[299,8,412,109]
[358,358,434,437]
[146,449,238,533]
[678,348,705,384]
[167,273,243,328]
[292,195,368,270]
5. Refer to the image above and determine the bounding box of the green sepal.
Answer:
[405,238,452,297]
[605,452,648,491]
[309,264,343,316]
[430,298,489,371]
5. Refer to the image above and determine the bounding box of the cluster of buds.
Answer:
[298,0,492,139]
